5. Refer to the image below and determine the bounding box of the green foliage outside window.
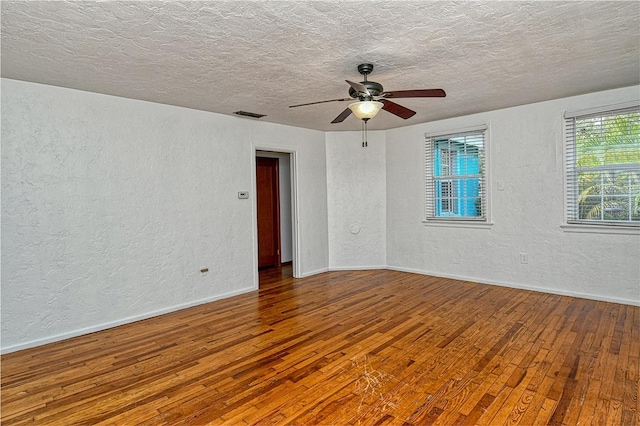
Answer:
[574,112,640,222]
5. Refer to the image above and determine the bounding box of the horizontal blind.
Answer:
[565,106,640,224]
[425,129,486,220]
[425,136,435,218]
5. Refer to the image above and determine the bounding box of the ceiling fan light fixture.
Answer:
[348,100,384,120]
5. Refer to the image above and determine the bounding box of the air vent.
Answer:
[233,110,266,119]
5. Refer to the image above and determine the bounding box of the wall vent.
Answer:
[233,110,266,119]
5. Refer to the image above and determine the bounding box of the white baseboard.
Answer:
[298,267,329,278]
[386,265,640,307]
[299,265,386,276]
[329,265,387,271]
[1,286,256,354]
[297,264,639,306]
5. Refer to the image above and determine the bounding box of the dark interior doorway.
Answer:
[256,157,281,268]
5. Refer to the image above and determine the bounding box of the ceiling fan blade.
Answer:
[289,98,352,108]
[381,99,416,119]
[381,89,446,98]
[331,108,353,123]
[345,80,370,96]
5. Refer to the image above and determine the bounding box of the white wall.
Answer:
[1,78,328,352]
[2,79,638,353]
[386,86,640,305]
[326,130,387,269]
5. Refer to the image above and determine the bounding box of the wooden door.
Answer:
[256,157,281,268]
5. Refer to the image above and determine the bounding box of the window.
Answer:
[425,127,487,222]
[565,104,640,227]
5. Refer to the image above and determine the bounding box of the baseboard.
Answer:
[386,265,640,307]
[298,267,329,278]
[300,265,386,276]
[329,265,387,271]
[1,286,257,354]
[294,264,638,306]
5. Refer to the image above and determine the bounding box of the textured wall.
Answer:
[1,79,328,352]
[2,79,638,353]
[326,131,387,269]
[386,86,640,305]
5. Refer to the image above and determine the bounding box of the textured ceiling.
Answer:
[2,1,639,131]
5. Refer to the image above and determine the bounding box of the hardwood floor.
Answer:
[2,267,638,425]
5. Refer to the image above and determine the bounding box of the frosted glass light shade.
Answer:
[348,101,384,120]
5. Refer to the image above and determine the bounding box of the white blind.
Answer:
[425,128,487,220]
[565,105,640,225]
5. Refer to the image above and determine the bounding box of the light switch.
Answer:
[238,191,249,199]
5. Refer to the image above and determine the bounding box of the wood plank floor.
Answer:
[2,266,638,425]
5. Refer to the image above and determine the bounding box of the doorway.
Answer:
[255,151,296,284]
[256,156,281,268]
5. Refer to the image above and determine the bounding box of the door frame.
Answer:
[251,146,300,287]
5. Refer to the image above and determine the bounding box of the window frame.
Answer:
[563,101,640,234]
[424,125,492,229]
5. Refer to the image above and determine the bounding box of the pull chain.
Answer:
[361,119,368,148]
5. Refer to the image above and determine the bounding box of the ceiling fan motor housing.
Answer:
[349,81,384,99]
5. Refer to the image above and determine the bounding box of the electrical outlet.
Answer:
[520,253,528,264]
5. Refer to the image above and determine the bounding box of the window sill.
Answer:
[561,223,640,235]
[423,220,494,229]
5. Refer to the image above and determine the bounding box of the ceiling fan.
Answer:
[289,63,446,123]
